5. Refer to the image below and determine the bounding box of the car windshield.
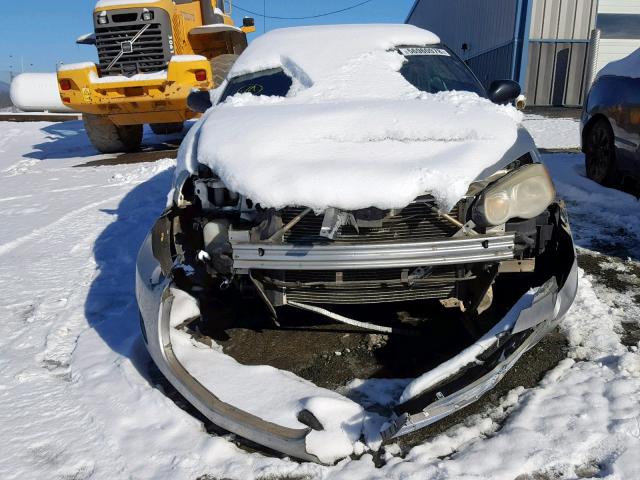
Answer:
[220,46,485,103]
[220,68,293,102]
[398,46,486,97]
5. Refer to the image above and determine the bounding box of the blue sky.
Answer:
[0,0,414,73]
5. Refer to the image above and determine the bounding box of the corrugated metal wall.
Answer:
[406,0,518,57]
[406,0,519,88]
[407,0,599,105]
[466,44,516,87]
[525,0,598,106]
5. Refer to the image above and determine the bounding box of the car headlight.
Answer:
[473,163,555,227]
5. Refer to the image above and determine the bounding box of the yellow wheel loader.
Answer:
[57,0,254,153]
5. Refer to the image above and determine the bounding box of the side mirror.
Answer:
[187,90,212,113]
[76,33,96,45]
[242,17,256,34]
[488,80,521,105]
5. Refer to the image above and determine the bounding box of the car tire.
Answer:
[150,122,184,135]
[210,54,239,87]
[83,114,143,154]
[585,118,616,185]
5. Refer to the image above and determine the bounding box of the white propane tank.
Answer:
[10,73,75,113]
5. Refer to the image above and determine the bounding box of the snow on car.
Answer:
[136,24,578,463]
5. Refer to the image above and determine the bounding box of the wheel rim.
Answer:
[588,124,612,181]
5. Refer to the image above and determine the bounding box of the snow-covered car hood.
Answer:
[177,94,529,212]
[175,25,527,212]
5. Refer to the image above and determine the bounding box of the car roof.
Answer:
[227,24,441,84]
[596,48,640,81]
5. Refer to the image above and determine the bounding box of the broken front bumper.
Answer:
[384,255,578,439]
[136,232,321,462]
[136,211,578,462]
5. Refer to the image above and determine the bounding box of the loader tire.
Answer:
[150,122,184,135]
[83,114,143,154]
[211,54,239,87]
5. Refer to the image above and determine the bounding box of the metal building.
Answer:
[595,0,640,73]
[407,0,640,106]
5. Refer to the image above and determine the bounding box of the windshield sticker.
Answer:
[399,47,450,57]
[239,84,264,95]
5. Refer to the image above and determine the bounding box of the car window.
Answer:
[220,68,293,102]
[398,46,486,97]
[597,14,640,39]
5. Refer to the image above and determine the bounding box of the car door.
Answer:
[600,76,640,179]
[622,77,640,174]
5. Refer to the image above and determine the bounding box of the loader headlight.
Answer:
[141,10,154,21]
[97,12,108,24]
[473,163,555,227]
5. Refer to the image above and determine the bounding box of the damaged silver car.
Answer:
[136,25,578,463]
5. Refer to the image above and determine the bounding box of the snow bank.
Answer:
[597,47,640,80]
[181,25,523,211]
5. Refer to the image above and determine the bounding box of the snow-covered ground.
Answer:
[522,114,581,150]
[1,117,639,479]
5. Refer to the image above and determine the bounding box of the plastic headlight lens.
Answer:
[142,10,154,21]
[474,163,555,226]
[484,192,511,225]
[97,13,108,24]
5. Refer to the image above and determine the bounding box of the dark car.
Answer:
[581,49,640,187]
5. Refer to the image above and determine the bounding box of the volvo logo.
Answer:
[106,23,151,71]
[121,41,133,54]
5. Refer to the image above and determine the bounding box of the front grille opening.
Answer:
[197,294,477,392]
[261,266,470,305]
[281,199,461,244]
[95,17,169,76]
[112,13,138,23]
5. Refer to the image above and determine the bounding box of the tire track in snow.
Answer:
[0,127,24,153]
[0,194,34,203]
[0,183,153,478]
[0,194,123,257]
[0,285,126,476]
